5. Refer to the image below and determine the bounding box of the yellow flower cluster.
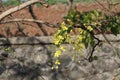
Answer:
[60,46,65,51]
[87,26,93,31]
[74,35,85,51]
[61,22,68,31]
[55,59,61,65]
[67,19,73,25]
[53,21,70,69]
[75,43,85,51]
[66,35,72,44]
[83,24,93,31]
[54,35,64,45]
[54,21,71,46]
[54,50,62,58]
[78,28,83,34]
[77,35,83,41]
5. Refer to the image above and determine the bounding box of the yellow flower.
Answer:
[60,46,65,51]
[54,36,60,45]
[54,50,62,58]
[73,47,75,50]
[87,26,93,31]
[58,35,64,40]
[67,19,73,25]
[77,35,83,41]
[61,22,66,26]
[78,28,83,34]
[61,22,68,30]
[78,61,80,63]
[80,43,85,48]
[62,26,68,31]
[51,67,54,70]
[55,59,61,65]
[54,35,64,45]
[55,66,59,69]
[54,39,59,45]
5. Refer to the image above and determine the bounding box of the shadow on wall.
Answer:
[0,36,74,80]
[0,37,50,80]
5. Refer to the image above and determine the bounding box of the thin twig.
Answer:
[95,27,120,58]
[0,18,58,28]
[88,37,101,62]
[28,5,48,35]
[0,0,27,36]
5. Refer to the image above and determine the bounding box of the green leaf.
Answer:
[111,27,118,36]
[93,56,98,60]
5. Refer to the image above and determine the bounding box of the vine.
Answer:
[53,9,120,69]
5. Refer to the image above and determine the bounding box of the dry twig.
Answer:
[0,18,58,28]
[0,0,48,21]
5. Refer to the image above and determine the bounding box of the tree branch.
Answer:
[95,27,120,58]
[88,37,101,62]
[0,18,58,28]
[0,0,27,36]
[28,5,48,35]
[0,0,48,21]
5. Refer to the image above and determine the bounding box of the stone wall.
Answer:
[0,35,120,80]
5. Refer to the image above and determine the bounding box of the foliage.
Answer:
[46,0,80,5]
[3,0,20,6]
[46,0,120,4]
[2,0,120,6]
[53,9,120,69]
[2,0,93,6]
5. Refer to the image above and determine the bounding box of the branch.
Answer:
[0,0,48,21]
[0,18,58,28]
[67,0,73,12]
[0,0,27,36]
[88,37,101,62]
[95,27,120,58]
[28,5,48,35]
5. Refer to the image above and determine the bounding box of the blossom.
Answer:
[54,35,64,45]
[54,50,62,58]
[58,35,64,40]
[80,43,85,48]
[78,28,83,34]
[67,19,73,25]
[61,22,68,30]
[60,46,65,51]
[55,66,59,69]
[54,38,59,45]
[77,35,83,41]
[87,26,93,31]
[55,59,61,65]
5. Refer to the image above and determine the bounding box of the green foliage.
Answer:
[53,9,120,69]
[2,0,120,6]
[3,0,20,6]
[47,0,105,4]
[47,0,80,5]
[103,16,120,35]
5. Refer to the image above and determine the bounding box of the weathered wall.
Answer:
[0,35,120,80]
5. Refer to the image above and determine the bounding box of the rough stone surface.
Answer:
[0,35,120,80]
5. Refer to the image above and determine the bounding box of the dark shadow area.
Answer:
[0,36,72,80]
